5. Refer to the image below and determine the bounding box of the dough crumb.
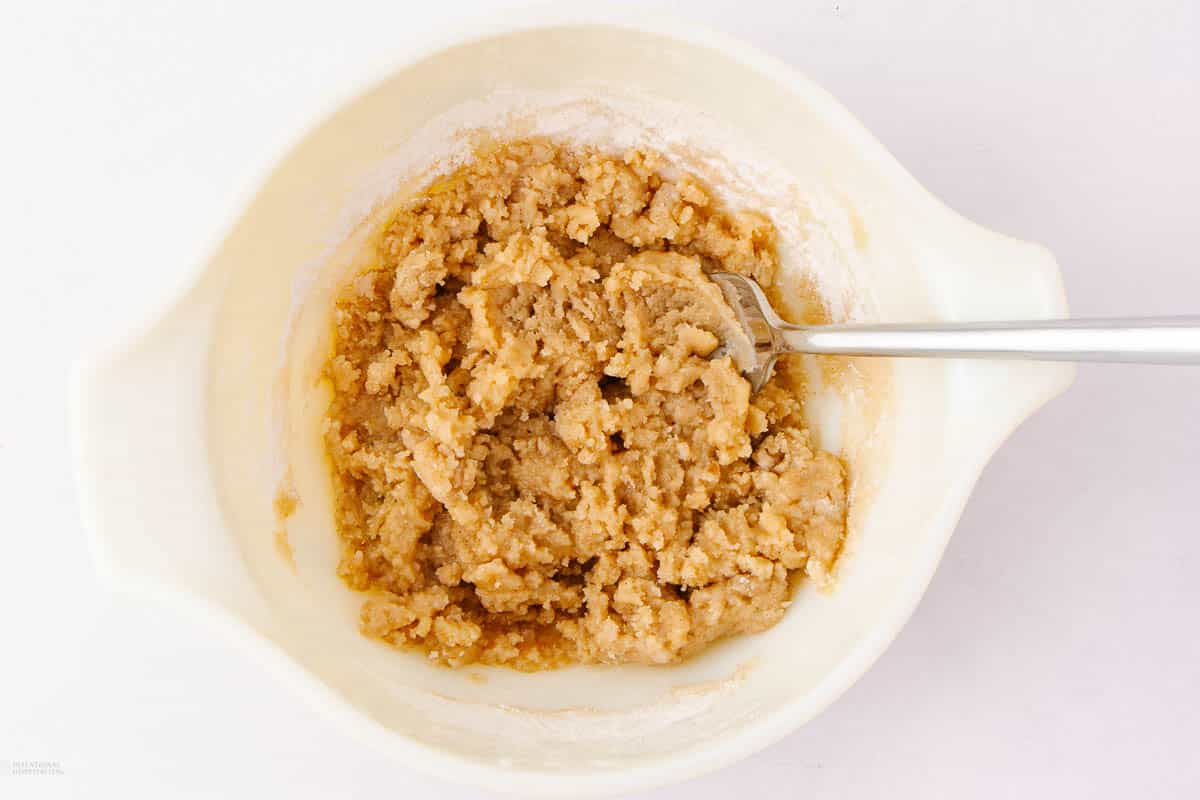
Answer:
[273,482,299,572]
[324,138,848,669]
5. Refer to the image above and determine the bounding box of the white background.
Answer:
[3,1,1198,797]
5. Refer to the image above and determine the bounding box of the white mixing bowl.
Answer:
[71,8,1073,796]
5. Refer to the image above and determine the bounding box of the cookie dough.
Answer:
[324,139,847,669]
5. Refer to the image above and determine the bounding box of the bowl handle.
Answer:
[69,271,270,622]
[925,219,1078,447]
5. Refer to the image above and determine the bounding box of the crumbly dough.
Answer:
[324,139,847,669]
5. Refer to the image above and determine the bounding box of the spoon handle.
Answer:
[779,317,1200,364]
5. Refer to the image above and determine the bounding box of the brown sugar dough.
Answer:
[324,139,848,669]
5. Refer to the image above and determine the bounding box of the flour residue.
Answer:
[316,85,867,326]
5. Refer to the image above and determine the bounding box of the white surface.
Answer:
[2,0,1197,797]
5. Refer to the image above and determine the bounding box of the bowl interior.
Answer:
[205,21,1068,785]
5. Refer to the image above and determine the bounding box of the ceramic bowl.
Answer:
[71,8,1072,796]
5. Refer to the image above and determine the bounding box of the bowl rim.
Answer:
[70,4,1074,796]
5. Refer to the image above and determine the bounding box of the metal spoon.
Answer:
[710,272,1200,392]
